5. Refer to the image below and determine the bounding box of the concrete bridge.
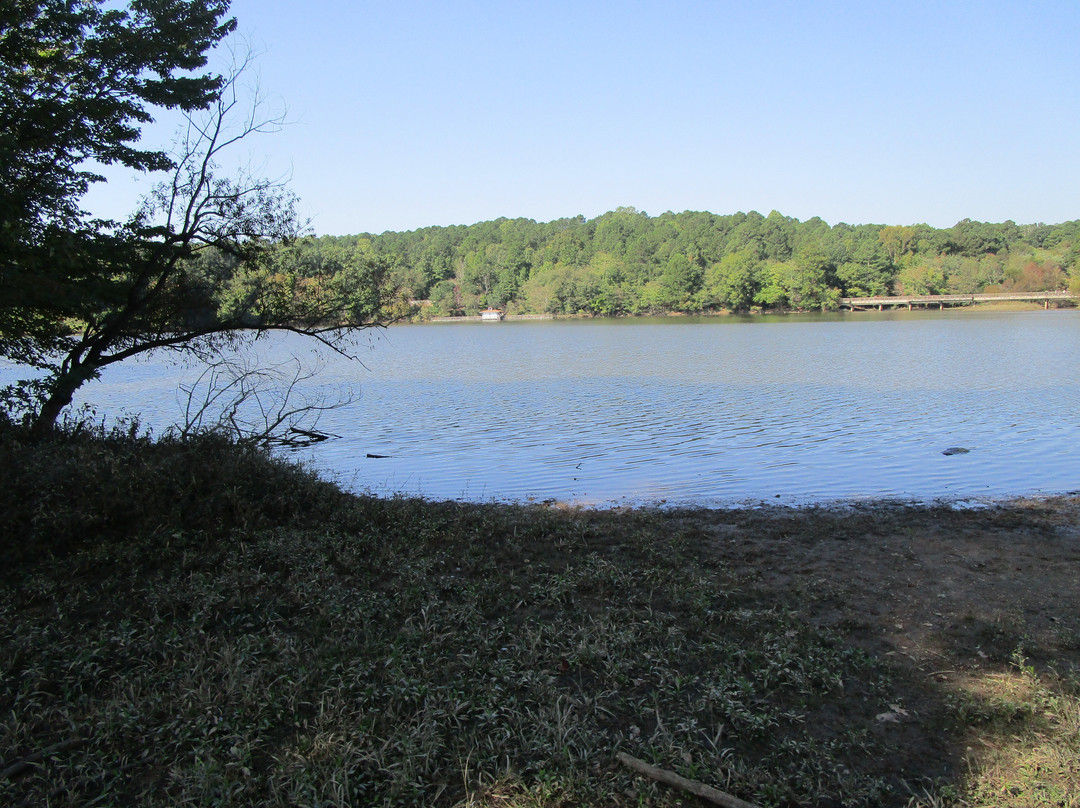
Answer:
[840,291,1077,311]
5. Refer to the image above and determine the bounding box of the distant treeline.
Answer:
[283,209,1080,317]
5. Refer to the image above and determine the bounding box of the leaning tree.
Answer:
[0,0,403,436]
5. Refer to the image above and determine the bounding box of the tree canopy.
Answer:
[1,1,405,434]
[1,0,235,360]
[304,210,1079,319]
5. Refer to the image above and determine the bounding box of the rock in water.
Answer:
[942,447,971,456]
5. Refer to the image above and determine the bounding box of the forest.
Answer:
[278,209,1080,318]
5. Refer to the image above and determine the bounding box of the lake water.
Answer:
[6,310,1080,506]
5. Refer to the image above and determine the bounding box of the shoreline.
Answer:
[471,487,1080,513]
[2,429,1077,806]
[413,298,1077,323]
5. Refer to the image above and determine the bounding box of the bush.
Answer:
[0,420,350,565]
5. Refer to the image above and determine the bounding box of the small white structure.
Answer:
[480,308,504,321]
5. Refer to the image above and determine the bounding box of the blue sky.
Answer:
[88,0,1080,235]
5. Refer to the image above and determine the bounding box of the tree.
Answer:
[1,2,404,435]
[759,210,796,260]
[755,243,840,311]
[703,249,761,311]
[836,240,893,296]
[656,252,702,309]
[896,259,946,295]
[946,218,1012,256]
[428,278,462,316]
[878,225,916,264]
[1,1,234,358]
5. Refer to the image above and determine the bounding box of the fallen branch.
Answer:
[1,738,85,780]
[616,751,760,808]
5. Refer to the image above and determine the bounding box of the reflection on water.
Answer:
[5,310,1080,506]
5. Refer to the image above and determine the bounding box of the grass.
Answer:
[1,423,1077,806]
[940,653,1080,808]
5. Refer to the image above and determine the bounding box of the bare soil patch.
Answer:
[656,496,1080,801]
[673,497,1080,670]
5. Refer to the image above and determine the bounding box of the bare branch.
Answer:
[16,39,402,436]
[174,353,352,446]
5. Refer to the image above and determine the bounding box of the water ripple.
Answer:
[5,312,1079,505]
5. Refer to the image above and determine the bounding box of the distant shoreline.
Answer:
[417,297,1076,323]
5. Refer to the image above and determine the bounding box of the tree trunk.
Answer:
[28,367,93,438]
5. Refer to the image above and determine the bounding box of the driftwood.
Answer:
[616,752,760,808]
[280,427,332,445]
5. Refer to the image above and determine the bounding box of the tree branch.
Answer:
[616,752,760,808]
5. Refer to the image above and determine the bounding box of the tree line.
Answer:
[300,208,1080,317]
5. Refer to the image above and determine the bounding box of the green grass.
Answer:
[938,653,1080,808]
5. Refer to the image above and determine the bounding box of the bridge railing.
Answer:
[841,291,1076,308]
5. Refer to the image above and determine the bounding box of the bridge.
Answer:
[840,291,1077,310]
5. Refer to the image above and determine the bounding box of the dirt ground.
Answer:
[677,496,1080,666]
[663,495,1080,793]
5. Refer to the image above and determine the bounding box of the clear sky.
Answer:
[87,0,1080,236]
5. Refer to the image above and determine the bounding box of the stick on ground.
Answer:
[616,751,760,808]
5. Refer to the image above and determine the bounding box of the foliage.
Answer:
[0,425,893,806]
[0,418,348,564]
[702,248,762,311]
[0,2,406,435]
[310,210,1080,319]
[0,0,235,370]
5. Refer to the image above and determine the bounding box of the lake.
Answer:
[6,309,1080,506]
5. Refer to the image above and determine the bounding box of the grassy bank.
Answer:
[1,426,1077,807]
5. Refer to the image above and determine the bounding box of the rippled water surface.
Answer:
[9,310,1080,506]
